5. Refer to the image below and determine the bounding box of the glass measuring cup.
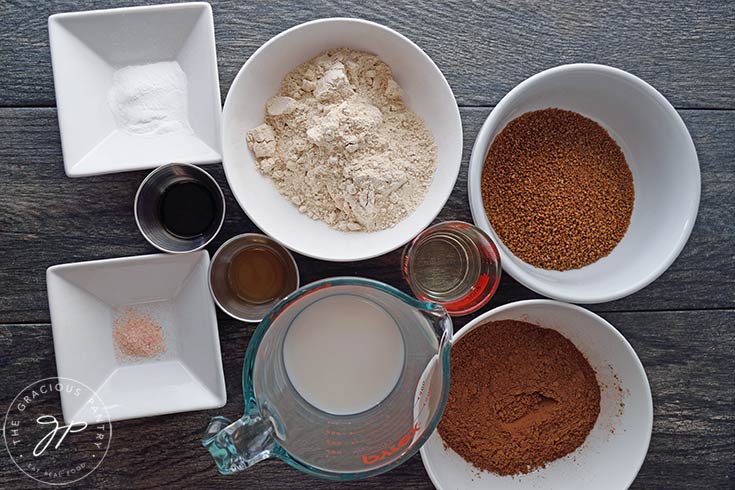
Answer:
[202,277,452,480]
[402,221,501,316]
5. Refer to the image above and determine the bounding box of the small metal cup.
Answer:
[135,163,225,253]
[209,234,300,322]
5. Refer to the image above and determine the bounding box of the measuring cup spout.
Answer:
[201,414,275,475]
[419,302,453,343]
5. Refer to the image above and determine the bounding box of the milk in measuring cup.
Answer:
[283,294,405,415]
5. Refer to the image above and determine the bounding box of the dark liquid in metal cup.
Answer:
[158,181,216,238]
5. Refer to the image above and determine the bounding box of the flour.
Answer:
[108,61,192,136]
[246,48,437,232]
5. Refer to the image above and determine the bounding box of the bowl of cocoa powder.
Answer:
[468,64,700,303]
[421,300,652,489]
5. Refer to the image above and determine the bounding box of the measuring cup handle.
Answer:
[201,414,275,475]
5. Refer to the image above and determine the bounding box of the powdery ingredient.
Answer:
[481,108,634,271]
[108,61,193,136]
[246,48,437,232]
[113,308,165,359]
[438,319,601,476]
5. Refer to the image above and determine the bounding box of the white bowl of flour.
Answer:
[222,18,462,261]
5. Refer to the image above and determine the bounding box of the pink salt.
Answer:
[113,308,165,358]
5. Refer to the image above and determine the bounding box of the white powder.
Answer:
[246,48,437,232]
[108,61,192,136]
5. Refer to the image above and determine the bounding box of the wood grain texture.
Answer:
[0,108,733,322]
[0,309,733,489]
[1,0,734,108]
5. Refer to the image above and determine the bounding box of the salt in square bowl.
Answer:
[48,2,222,177]
[46,251,226,423]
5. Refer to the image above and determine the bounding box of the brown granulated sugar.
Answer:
[438,320,601,476]
[481,108,634,271]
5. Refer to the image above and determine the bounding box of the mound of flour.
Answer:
[246,48,437,232]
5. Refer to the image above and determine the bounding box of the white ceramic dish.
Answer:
[47,251,226,423]
[222,18,463,261]
[421,300,653,490]
[48,2,222,177]
[468,64,700,303]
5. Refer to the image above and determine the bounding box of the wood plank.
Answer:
[0,108,733,322]
[1,0,734,108]
[0,309,733,489]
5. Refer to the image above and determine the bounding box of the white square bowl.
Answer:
[48,2,222,177]
[47,251,226,423]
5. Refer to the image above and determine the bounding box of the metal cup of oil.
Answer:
[402,221,501,316]
[209,233,299,322]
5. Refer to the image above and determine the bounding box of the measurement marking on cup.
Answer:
[360,423,421,465]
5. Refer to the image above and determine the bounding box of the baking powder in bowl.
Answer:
[108,61,193,136]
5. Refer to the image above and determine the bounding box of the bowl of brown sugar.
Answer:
[420,300,653,489]
[468,64,700,303]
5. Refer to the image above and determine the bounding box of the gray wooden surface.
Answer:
[1,1,734,489]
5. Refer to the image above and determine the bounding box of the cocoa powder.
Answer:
[438,319,600,475]
[481,108,634,271]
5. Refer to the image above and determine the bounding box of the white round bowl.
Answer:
[421,300,653,490]
[468,64,700,303]
[222,18,462,261]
